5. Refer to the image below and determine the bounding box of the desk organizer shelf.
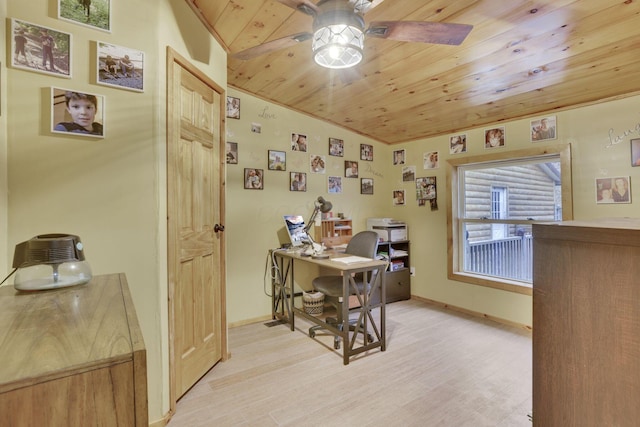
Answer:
[376,240,411,303]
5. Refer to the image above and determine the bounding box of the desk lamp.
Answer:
[12,233,92,291]
[303,196,332,258]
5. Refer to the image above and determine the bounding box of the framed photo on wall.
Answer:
[226,141,238,164]
[361,178,373,194]
[51,87,105,138]
[393,149,406,165]
[268,150,286,171]
[58,0,111,32]
[360,144,373,161]
[244,168,263,190]
[329,138,344,156]
[96,41,144,92]
[227,96,240,119]
[530,116,557,142]
[595,176,631,204]
[11,19,72,78]
[310,155,326,173]
[485,126,505,148]
[291,133,308,151]
[449,134,467,154]
[328,176,342,193]
[423,151,439,169]
[290,172,306,192]
[344,160,358,178]
[631,138,640,167]
[402,165,416,181]
[393,189,406,206]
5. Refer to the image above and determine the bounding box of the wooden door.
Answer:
[167,48,226,403]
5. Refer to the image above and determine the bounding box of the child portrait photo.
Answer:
[51,87,105,138]
[11,19,72,78]
[58,0,111,32]
[485,126,506,148]
[97,41,144,92]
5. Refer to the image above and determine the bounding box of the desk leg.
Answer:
[271,253,295,331]
[343,266,386,363]
[379,265,386,351]
[342,273,350,365]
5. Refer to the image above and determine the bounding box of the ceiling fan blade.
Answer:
[366,21,473,45]
[278,0,320,16]
[232,32,313,61]
[349,0,385,14]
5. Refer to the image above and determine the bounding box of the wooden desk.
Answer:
[270,249,387,365]
[0,273,147,426]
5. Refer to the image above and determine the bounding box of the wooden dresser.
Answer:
[0,273,148,426]
[533,218,640,426]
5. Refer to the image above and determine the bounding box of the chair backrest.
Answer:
[346,231,379,259]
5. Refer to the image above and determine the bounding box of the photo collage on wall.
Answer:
[227,109,376,193]
[10,1,144,141]
[389,115,562,209]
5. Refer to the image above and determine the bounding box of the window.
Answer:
[447,144,572,294]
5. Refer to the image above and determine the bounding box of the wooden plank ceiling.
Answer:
[186,0,640,145]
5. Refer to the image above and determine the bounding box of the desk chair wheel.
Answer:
[309,324,342,349]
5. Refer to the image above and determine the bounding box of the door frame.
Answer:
[166,46,228,412]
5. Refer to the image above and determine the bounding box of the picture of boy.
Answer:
[53,90,104,136]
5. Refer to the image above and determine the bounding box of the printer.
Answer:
[366,218,408,242]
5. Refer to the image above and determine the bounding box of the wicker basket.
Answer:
[302,291,325,316]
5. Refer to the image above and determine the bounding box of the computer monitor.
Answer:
[283,215,309,247]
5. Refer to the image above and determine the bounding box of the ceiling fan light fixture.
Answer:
[312,8,365,69]
[313,24,363,68]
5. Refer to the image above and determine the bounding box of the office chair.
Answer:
[309,230,381,349]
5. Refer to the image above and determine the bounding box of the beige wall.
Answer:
[226,91,640,328]
[3,0,640,423]
[224,88,390,324]
[382,96,640,325]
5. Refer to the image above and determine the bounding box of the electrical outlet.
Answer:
[410,266,415,276]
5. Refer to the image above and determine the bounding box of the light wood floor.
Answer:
[167,299,532,427]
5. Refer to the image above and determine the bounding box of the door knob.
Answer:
[214,224,225,232]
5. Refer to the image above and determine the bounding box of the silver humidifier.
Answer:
[12,234,92,291]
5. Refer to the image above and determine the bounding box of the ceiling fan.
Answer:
[232,0,473,69]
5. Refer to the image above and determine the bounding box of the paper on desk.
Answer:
[331,255,373,264]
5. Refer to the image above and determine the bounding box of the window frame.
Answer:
[446,144,573,295]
